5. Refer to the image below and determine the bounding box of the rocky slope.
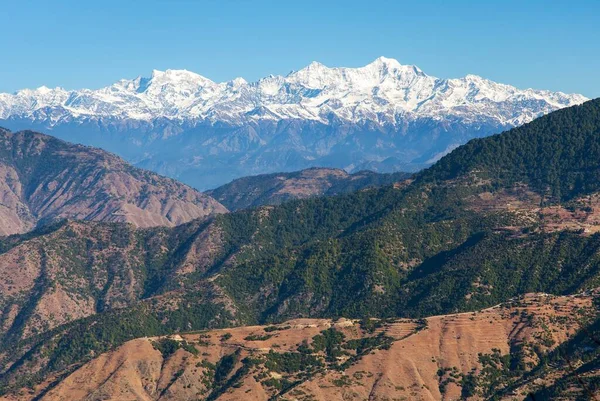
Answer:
[0,128,226,235]
[207,168,411,210]
[0,58,587,189]
[2,293,597,401]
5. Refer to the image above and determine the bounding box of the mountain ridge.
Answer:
[0,128,226,235]
[0,58,588,189]
[2,293,596,401]
[0,57,586,125]
[206,167,412,211]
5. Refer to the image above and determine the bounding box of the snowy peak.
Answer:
[365,56,425,77]
[371,55,401,65]
[108,69,215,96]
[0,57,588,125]
[287,57,427,90]
[287,61,344,88]
[148,69,215,87]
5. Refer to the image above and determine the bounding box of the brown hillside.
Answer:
[4,293,596,401]
[0,219,229,344]
[0,128,226,235]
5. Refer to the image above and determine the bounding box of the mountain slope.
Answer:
[0,58,586,189]
[206,168,412,210]
[420,97,600,202]
[0,128,226,235]
[2,293,597,401]
[2,100,600,396]
[0,220,217,343]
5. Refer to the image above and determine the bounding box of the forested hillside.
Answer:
[420,97,600,201]
[1,99,600,398]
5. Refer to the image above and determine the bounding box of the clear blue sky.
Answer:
[2,0,598,97]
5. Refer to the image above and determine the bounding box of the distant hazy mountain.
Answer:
[0,57,586,189]
[207,167,411,210]
[0,128,226,235]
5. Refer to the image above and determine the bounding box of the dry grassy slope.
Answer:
[0,128,226,236]
[0,219,228,343]
[5,293,596,401]
[465,184,600,236]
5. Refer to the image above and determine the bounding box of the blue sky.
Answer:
[2,0,599,97]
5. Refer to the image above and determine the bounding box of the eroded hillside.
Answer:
[0,128,226,235]
[2,293,597,401]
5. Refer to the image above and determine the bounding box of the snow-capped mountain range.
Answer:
[0,57,588,189]
[0,56,586,126]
